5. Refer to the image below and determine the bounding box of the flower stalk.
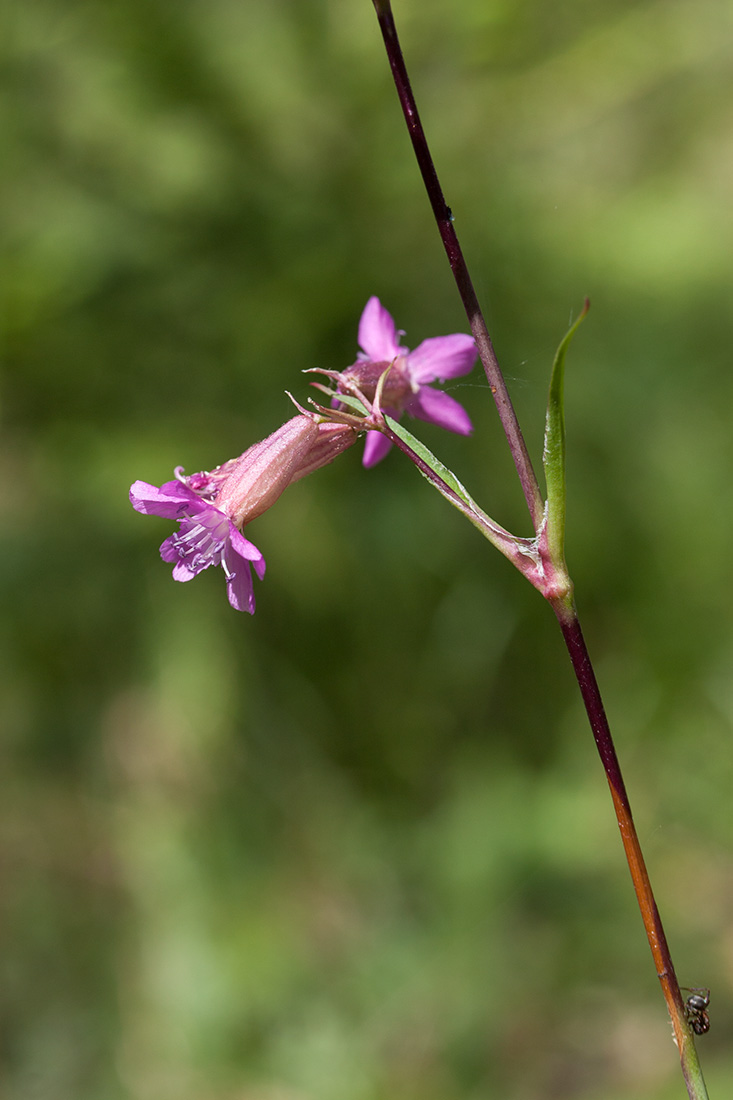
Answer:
[309,366,544,579]
[370,1,710,1096]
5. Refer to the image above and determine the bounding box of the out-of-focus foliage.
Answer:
[3,0,733,1097]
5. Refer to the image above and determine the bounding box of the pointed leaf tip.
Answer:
[542,303,589,565]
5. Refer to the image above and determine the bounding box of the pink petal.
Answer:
[171,560,199,582]
[228,526,266,578]
[362,430,393,467]
[159,535,180,563]
[358,297,406,362]
[406,334,476,383]
[223,543,257,613]
[407,386,473,435]
[130,479,201,519]
[227,575,256,613]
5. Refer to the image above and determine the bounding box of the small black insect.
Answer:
[682,987,710,1035]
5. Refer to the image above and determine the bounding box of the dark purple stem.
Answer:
[371,0,544,531]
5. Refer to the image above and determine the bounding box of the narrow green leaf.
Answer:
[384,415,481,514]
[323,392,367,416]
[384,415,542,579]
[542,300,589,563]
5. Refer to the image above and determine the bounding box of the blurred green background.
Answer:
[4,0,733,1097]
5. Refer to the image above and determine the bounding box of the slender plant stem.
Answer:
[370,2,710,1097]
[371,0,544,531]
[554,602,708,1099]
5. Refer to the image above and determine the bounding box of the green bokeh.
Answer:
[3,1,733,1097]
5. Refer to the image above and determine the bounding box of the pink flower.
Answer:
[130,478,267,613]
[131,416,357,613]
[341,296,477,466]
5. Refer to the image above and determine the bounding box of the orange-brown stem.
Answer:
[554,604,700,1086]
